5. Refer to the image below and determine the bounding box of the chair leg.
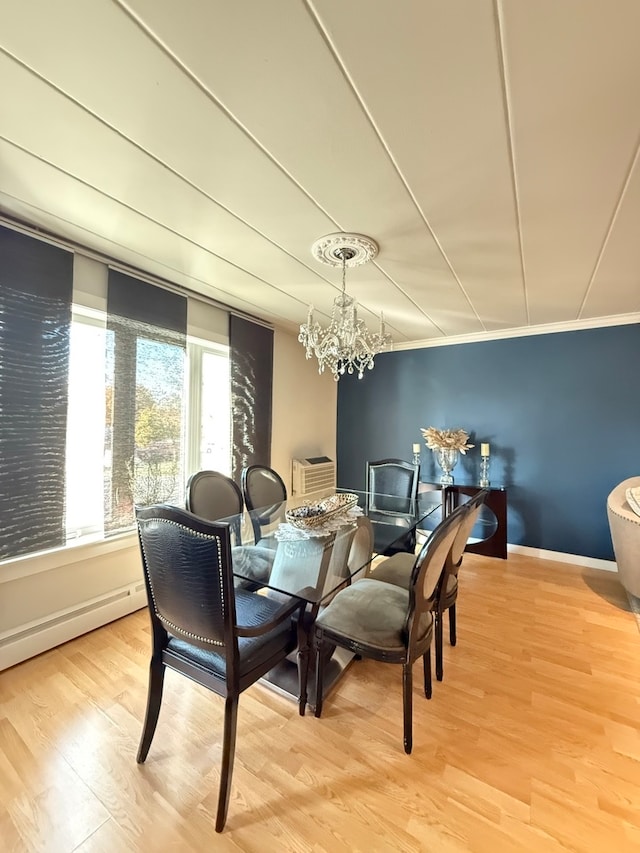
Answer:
[402,661,413,754]
[449,604,457,646]
[435,612,444,682]
[297,605,315,715]
[136,660,165,763]
[314,639,326,718]
[215,695,239,833]
[423,648,432,700]
[297,642,309,717]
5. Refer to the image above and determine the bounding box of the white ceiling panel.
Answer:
[0,0,639,350]
[0,142,306,322]
[501,0,640,325]
[311,0,527,329]
[581,157,640,319]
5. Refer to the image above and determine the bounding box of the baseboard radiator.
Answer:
[291,457,336,497]
[0,581,147,671]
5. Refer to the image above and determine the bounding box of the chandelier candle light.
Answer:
[298,232,392,381]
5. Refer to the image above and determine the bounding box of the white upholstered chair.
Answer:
[607,476,640,598]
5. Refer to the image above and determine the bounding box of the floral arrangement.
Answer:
[421,426,474,454]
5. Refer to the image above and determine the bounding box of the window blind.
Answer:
[106,270,187,532]
[0,224,73,560]
[229,315,273,483]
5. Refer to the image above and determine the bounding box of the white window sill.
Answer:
[0,532,139,583]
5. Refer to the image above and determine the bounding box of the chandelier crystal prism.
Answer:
[298,232,392,381]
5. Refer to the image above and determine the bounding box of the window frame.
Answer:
[64,309,232,548]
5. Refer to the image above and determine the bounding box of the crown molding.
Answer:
[392,313,640,352]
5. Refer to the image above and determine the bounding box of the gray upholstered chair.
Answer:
[263,532,339,715]
[186,469,243,543]
[346,515,374,582]
[187,469,271,588]
[607,477,640,598]
[241,464,288,547]
[312,503,467,753]
[370,489,488,681]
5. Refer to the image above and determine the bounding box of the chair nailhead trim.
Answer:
[139,517,226,646]
[159,616,224,646]
[609,506,640,526]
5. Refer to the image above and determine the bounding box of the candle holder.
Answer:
[412,449,421,466]
[479,454,490,488]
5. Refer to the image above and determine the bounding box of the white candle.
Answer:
[412,443,420,454]
[481,443,490,457]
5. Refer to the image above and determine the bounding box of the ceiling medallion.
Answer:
[299,232,392,381]
[311,232,379,267]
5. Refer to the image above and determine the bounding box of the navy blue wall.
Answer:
[336,323,640,561]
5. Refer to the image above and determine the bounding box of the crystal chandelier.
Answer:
[298,232,392,381]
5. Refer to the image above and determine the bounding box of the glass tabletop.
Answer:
[217,489,442,606]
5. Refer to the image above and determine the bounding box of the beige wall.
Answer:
[0,326,336,669]
[271,327,337,491]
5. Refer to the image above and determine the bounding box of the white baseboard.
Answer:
[0,582,147,672]
[506,543,617,572]
[0,543,618,674]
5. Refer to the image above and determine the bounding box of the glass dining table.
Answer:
[217,488,442,710]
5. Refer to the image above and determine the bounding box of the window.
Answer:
[188,340,232,477]
[0,223,269,563]
[65,308,108,540]
[65,309,231,542]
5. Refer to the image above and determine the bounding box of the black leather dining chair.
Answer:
[366,458,420,556]
[241,464,288,546]
[370,488,489,681]
[313,502,467,754]
[135,504,305,832]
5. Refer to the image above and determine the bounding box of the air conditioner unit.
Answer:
[291,457,336,497]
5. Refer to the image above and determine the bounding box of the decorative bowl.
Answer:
[285,493,359,530]
[285,503,335,530]
[319,492,359,513]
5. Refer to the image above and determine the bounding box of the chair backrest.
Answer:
[366,459,419,513]
[347,515,374,579]
[267,533,337,601]
[448,488,490,570]
[321,524,360,604]
[186,470,243,521]
[608,476,640,516]
[241,465,288,542]
[136,504,237,657]
[405,502,469,649]
[607,476,640,598]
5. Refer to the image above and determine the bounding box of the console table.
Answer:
[418,482,508,559]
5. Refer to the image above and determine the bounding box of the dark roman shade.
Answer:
[106,270,187,532]
[229,315,273,483]
[0,225,73,559]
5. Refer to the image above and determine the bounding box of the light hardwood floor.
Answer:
[2,552,640,852]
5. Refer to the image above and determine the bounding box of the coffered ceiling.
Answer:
[1,0,639,348]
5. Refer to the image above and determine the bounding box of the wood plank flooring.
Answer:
[2,552,640,852]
